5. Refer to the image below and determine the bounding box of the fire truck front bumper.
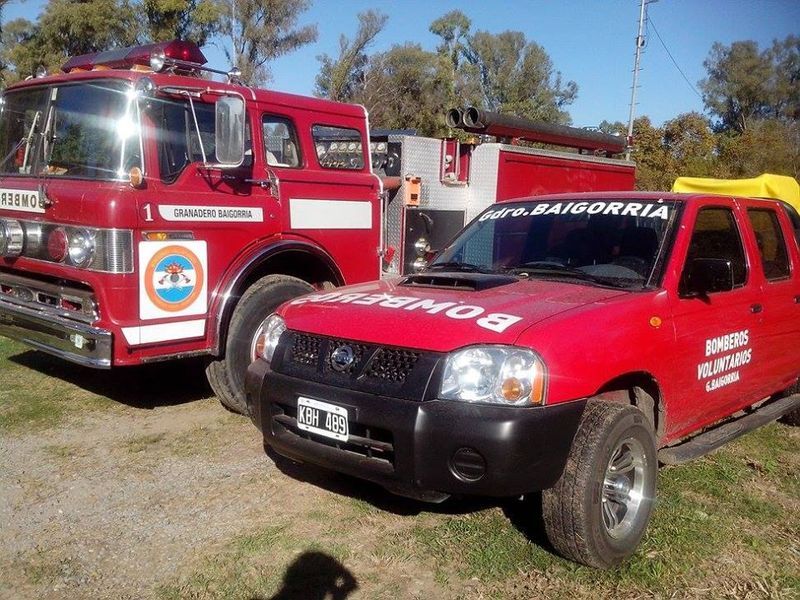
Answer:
[0,297,112,368]
[246,359,587,503]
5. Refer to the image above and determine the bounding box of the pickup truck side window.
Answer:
[262,115,301,168]
[680,207,747,292]
[747,209,790,280]
[312,125,365,170]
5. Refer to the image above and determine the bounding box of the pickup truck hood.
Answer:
[280,275,629,352]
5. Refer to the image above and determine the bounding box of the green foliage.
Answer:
[463,29,577,124]
[316,9,576,137]
[220,0,318,86]
[701,36,800,133]
[314,10,387,102]
[0,0,139,81]
[142,0,222,46]
[357,44,454,138]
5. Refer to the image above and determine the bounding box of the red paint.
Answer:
[276,193,800,447]
[0,44,634,371]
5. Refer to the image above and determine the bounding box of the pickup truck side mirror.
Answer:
[681,258,734,297]
[215,96,245,166]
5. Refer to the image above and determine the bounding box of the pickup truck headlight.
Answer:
[440,346,546,406]
[256,314,286,363]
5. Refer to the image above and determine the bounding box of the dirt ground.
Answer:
[1,343,798,600]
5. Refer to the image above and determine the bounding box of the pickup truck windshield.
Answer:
[0,81,141,181]
[430,199,680,288]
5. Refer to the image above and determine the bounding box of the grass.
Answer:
[156,423,799,599]
[0,338,115,432]
[2,336,797,598]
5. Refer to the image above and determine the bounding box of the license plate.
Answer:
[296,397,349,442]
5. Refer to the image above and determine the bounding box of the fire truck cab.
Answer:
[0,41,635,413]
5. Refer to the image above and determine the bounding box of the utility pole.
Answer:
[231,0,237,69]
[626,0,654,160]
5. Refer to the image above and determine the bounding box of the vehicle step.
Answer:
[658,393,800,465]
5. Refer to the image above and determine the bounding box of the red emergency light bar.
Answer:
[61,40,207,73]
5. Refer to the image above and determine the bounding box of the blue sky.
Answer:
[4,0,799,127]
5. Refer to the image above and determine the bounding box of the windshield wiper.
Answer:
[506,261,633,288]
[426,261,496,274]
[0,111,41,174]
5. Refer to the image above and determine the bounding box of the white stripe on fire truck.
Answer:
[121,319,206,346]
[289,199,372,230]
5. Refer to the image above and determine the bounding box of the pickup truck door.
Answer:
[667,200,765,436]
[742,201,800,396]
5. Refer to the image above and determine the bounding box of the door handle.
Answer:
[794,295,800,304]
[750,303,763,314]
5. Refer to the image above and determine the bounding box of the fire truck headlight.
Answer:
[0,218,24,257]
[255,314,286,363]
[67,229,96,268]
[440,346,545,406]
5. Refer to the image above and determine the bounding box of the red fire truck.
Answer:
[0,40,634,413]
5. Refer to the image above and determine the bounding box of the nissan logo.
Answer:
[330,344,355,372]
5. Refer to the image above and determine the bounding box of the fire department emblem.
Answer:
[143,245,205,313]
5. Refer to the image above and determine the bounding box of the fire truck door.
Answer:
[259,116,382,284]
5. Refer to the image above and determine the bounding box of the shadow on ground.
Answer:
[252,551,358,600]
[9,350,214,409]
[266,446,553,551]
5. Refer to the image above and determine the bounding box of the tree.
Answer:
[661,112,717,178]
[142,0,222,46]
[700,36,800,132]
[1,0,139,81]
[717,118,800,180]
[462,30,577,124]
[315,10,387,102]
[357,44,453,137]
[221,0,317,86]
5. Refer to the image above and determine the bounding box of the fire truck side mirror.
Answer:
[215,96,246,167]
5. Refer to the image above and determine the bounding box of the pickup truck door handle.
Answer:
[794,295,800,304]
[750,303,763,314]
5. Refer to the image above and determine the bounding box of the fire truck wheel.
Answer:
[542,400,657,568]
[777,380,800,426]
[207,274,314,415]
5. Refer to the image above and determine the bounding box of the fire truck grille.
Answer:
[291,334,322,367]
[279,332,440,401]
[365,349,420,382]
[272,402,395,468]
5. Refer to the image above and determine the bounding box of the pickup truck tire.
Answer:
[779,381,800,426]
[542,400,657,568]
[207,275,314,415]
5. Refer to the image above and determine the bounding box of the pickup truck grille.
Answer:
[272,401,395,468]
[280,332,438,401]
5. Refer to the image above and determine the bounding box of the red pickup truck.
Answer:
[244,192,800,568]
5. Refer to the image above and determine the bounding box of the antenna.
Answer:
[625,0,655,160]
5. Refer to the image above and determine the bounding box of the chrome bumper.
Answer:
[0,297,112,368]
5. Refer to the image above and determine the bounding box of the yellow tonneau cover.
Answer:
[672,173,800,212]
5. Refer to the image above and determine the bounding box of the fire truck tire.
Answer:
[207,274,314,415]
[542,400,657,568]
[779,381,800,426]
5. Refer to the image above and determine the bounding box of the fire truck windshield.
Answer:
[429,199,681,288]
[0,81,141,181]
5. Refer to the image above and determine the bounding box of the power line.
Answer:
[646,15,704,101]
